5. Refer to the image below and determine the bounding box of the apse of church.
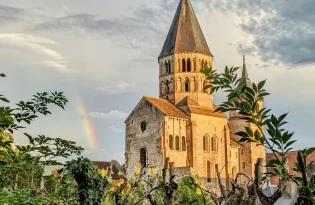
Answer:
[124,0,265,188]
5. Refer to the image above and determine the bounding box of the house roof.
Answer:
[159,0,213,59]
[188,106,227,119]
[144,96,189,119]
[230,139,242,147]
[93,160,123,180]
[176,96,199,107]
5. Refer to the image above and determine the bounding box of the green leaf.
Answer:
[0,73,5,77]
[254,130,261,141]
[304,147,315,157]
[257,80,266,91]
[245,127,253,137]
[284,140,297,150]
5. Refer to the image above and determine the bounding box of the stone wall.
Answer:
[125,99,165,179]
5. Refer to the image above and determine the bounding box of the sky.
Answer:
[1,0,315,164]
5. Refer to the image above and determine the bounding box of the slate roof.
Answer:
[159,0,213,59]
[144,96,189,119]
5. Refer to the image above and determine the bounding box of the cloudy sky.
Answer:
[1,0,315,164]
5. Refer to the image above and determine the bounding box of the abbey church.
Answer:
[124,0,265,187]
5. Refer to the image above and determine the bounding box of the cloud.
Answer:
[0,33,73,72]
[96,81,139,94]
[89,110,128,120]
[34,11,164,50]
[0,5,23,24]
[109,125,124,134]
[201,0,315,66]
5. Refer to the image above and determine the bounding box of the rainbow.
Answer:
[78,97,98,149]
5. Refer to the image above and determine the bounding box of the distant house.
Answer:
[93,160,123,181]
[266,151,315,197]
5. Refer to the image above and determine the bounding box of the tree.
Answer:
[201,66,315,204]
[65,157,107,205]
[0,72,83,204]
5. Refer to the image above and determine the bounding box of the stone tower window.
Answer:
[175,136,180,150]
[243,162,245,169]
[141,121,147,132]
[211,137,216,152]
[140,148,147,167]
[165,80,170,94]
[169,135,174,150]
[182,136,186,151]
[207,161,211,182]
[185,78,190,92]
[182,59,186,72]
[203,136,209,152]
[187,58,191,72]
[232,166,237,179]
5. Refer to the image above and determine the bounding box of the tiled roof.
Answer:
[144,96,189,119]
[230,139,242,147]
[177,96,199,107]
[159,0,212,58]
[94,161,123,180]
[188,106,227,119]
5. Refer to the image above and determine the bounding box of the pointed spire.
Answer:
[242,54,249,79]
[236,55,251,90]
[159,0,213,59]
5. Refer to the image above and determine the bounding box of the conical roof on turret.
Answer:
[237,55,252,89]
[159,0,213,59]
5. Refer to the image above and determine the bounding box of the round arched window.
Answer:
[141,121,147,132]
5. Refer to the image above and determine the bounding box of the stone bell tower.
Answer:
[158,0,214,110]
[229,55,266,178]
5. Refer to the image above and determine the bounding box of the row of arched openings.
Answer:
[203,136,217,152]
[161,59,210,75]
[169,135,186,151]
[178,59,210,72]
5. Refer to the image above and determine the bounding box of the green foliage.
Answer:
[175,177,213,205]
[201,66,315,203]
[0,188,49,204]
[65,157,107,205]
[0,72,83,204]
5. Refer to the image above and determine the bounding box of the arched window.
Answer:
[204,61,207,68]
[182,59,186,72]
[169,135,173,150]
[140,148,147,167]
[207,161,211,182]
[165,80,170,94]
[203,136,208,152]
[187,59,191,72]
[185,78,190,92]
[232,166,237,179]
[201,60,204,70]
[165,62,168,74]
[211,137,216,152]
[175,136,180,150]
[182,136,186,151]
